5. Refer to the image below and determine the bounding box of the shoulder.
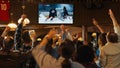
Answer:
[101,44,109,52]
[71,61,85,68]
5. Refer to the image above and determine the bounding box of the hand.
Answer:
[21,14,27,20]
[29,30,36,42]
[60,25,65,31]
[47,28,58,39]
[92,18,98,26]
[18,14,27,24]
[18,14,30,26]
[65,28,69,32]
[108,9,115,19]
[4,26,10,32]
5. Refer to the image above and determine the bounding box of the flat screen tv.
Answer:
[38,3,74,24]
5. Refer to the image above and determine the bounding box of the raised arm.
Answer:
[1,26,10,38]
[109,9,119,27]
[0,26,10,50]
[92,18,105,33]
[40,28,57,47]
[32,28,57,67]
[14,15,26,50]
[109,9,120,36]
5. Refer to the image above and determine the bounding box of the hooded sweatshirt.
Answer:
[100,42,120,68]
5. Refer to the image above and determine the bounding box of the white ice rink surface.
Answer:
[38,14,73,24]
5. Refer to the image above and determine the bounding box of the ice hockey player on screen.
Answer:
[45,8,57,21]
[62,6,69,19]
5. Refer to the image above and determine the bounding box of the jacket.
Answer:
[100,42,120,68]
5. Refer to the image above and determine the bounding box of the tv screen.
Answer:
[38,3,73,24]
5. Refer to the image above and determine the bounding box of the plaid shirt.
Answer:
[14,23,23,50]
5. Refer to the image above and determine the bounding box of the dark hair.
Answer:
[76,45,95,63]
[98,33,107,46]
[22,30,32,43]
[45,38,53,55]
[3,36,14,51]
[76,41,83,52]
[59,39,75,68]
[107,32,118,43]
[62,59,71,68]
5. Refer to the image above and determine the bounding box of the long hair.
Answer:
[59,39,75,68]
[98,33,107,46]
[22,30,32,43]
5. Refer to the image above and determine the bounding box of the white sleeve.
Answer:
[32,45,46,67]
[99,48,107,67]
[114,26,120,35]
[32,45,58,68]
[67,32,73,41]
[114,26,120,41]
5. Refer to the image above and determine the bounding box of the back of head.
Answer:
[3,36,14,51]
[76,45,95,63]
[76,41,83,52]
[62,59,71,68]
[59,39,75,68]
[60,39,75,58]
[98,33,107,46]
[106,32,118,43]
[22,30,32,43]
[45,39,53,54]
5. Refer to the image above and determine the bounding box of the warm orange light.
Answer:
[92,32,97,37]
[78,37,83,41]
[7,23,17,29]
[37,38,42,41]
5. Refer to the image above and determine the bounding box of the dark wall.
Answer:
[74,2,120,26]
[10,1,38,25]
[0,1,120,27]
